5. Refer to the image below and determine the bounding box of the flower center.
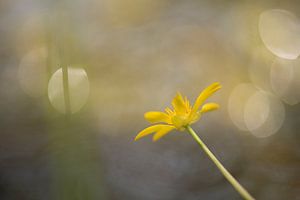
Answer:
[171,113,190,130]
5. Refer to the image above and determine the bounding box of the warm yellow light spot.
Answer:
[228,83,257,131]
[244,91,285,138]
[259,9,300,59]
[228,83,285,138]
[48,67,90,114]
[135,82,221,141]
[244,91,270,131]
[271,58,300,105]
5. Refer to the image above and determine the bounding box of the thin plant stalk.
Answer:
[186,125,255,200]
[60,20,71,116]
[62,65,71,116]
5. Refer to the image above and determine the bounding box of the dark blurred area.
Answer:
[0,0,300,199]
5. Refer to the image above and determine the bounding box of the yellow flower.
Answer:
[135,82,221,141]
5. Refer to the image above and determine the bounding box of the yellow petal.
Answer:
[190,82,221,116]
[152,125,175,141]
[135,124,171,141]
[189,112,201,124]
[200,103,220,113]
[172,92,186,114]
[144,111,171,124]
[184,96,191,111]
[165,107,174,116]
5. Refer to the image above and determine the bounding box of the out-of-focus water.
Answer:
[0,0,299,199]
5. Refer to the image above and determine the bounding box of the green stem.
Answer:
[186,125,255,200]
[62,65,71,116]
[57,5,71,117]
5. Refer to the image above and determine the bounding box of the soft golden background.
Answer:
[0,0,299,199]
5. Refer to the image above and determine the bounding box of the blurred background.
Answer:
[0,0,300,199]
